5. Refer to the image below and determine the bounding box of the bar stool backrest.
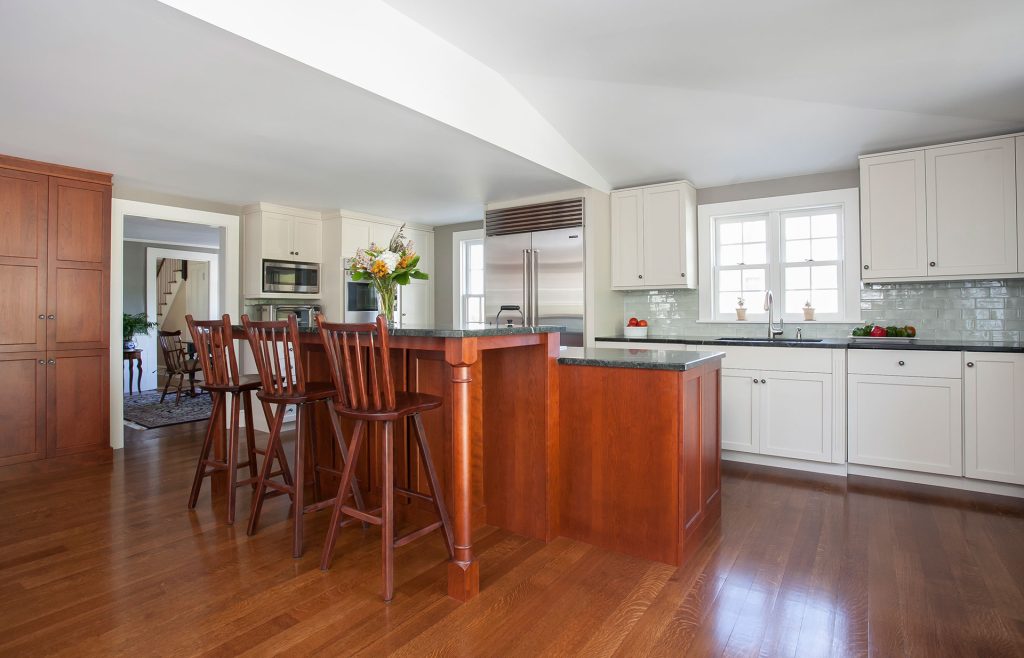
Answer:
[316,313,396,412]
[241,313,307,398]
[185,314,240,388]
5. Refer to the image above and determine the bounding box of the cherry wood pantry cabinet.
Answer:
[0,154,111,467]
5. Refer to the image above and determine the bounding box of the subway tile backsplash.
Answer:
[621,279,1024,342]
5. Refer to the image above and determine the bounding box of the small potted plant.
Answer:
[735,298,747,321]
[123,312,158,350]
[803,300,816,321]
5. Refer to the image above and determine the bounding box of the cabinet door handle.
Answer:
[929,261,936,267]
[638,274,643,279]
[39,314,45,320]
[898,360,905,366]
[760,378,766,384]
[38,359,45,365]
[47,314,55,320]
[680,273,685,277]
[752,378,758,383]
[863,265,869,270]
[966,362,974,368]
[47,359,55,365]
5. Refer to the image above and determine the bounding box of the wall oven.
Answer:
[262,259,320,294]
[343,258,379,323]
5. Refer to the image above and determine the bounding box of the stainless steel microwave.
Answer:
[262,259,320,294]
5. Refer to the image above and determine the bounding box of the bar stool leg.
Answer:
[307,404,323,502]
[320,420,366,571]
[242,391,258,489]
[326,402,367,513]
[248,404,287,536]
[293,402,306,558]
[412,413,455,558]
[261,401,294,488]
[188,392,223,509]
[226,392,242,525]
[382,420,395,602]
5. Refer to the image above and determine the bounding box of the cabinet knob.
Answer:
[638,274,643,279]
[752,378,758,383]
[38,359,45,365]
[47,359,55,365]
[966,362,974,368]
[47,314,55,320]
[863,265,869,270]
[761,378,766,384]
[929,261,936,267]
[898,360,905,366]
[680,273,685,277]
[39,314,45,320]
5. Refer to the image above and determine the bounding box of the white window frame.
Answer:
[451,228,485,325]
[697,188,861,323]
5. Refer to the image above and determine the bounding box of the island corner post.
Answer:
[230,326,563,602]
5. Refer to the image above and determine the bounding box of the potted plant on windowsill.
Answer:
[803,300,816,321]
[123,312,158,350]
[348,224,429,326]
[735,298,747,321]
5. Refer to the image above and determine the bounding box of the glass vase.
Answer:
[376,282,398,327]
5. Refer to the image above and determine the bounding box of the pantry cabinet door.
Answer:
[0,352,46,466]
[964,352,1024,485]
[0,168,48,352]
[47,349,109,457]
[926,137,1017,276]
[610,189,643,288]
[760,371,832,462]
[859,151,928,279]
[720,368,759,453]
[848,374,962,476]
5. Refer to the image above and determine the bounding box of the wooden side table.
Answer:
[124,349,143,395]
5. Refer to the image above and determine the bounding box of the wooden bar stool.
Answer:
[242,313,366,558]
[185,314,292,525]
[316,314,454,602]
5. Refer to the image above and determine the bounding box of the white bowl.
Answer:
[623,325,648,338]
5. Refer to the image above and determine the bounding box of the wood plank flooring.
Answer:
[1,421,1023,656]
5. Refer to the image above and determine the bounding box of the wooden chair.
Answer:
[242,313,366,558]
[157,330,202,405]
[185,314,292,525]
[316,314,454,601]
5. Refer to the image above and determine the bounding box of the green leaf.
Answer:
[394,272,411,286]
[409,254,420,268]
[410,271,429,280]
[349,270,366,281]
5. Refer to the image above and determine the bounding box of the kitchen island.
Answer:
[558,347,725,564]
[230,324,724,600]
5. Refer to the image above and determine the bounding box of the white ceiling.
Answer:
[384,0,1024,188]
[124,216,221,248]
[1,0,1022,223]
[0,0,581,223]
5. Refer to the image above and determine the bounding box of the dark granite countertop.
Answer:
[558,347,725,371]
[234,322,565,339]
[596,335,1024,353]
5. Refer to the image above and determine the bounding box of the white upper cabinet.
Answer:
[860,151,927,279]
[610,188,643,287]
[291,217,323,264]
[245,206,323,264]
[611,181,696,290]
[261,213,296,262]
[859,132,1020,281]
[964,352,1024,485]
[926,137,1017,276]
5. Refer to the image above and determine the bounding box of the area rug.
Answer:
[123,389,212,429]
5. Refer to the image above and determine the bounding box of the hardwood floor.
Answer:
[1,422,1023,656]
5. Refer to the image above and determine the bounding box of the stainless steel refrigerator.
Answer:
[484,218,585,346]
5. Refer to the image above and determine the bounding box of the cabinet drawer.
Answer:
[713,346,832,374]
[848,349,960,378]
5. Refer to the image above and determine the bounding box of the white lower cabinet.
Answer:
[721,367,832,463]
[964,352,1024,485]
[848,373,962,476]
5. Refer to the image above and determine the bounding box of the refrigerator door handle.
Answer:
[531,249,540,327]
[522,249,531,326]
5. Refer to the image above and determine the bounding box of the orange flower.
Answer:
[398,255,412,269]
[370,259,389,277]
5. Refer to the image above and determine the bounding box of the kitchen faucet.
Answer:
[764,290,784,339]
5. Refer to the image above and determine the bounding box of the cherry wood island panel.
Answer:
[558,348,724,565]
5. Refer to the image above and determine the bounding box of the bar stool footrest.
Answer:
[394,521,444,549]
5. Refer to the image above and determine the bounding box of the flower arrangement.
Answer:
[349,224,428,324]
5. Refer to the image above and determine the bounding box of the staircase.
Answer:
[156,258,185,328]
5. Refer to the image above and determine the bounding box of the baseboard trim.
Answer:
[848,464,1024,499]
[722,451,848,477]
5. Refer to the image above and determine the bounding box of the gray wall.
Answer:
[122,241,221,318]
[432,220,484,324]
[696,169,859,205]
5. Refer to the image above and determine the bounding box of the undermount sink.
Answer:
[714,337,823,343]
